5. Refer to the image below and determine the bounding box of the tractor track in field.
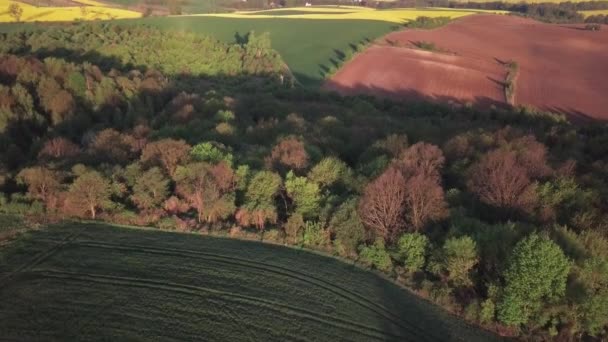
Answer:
[67,239,436,342]
[0,230,81,287]
[22,269,412,342]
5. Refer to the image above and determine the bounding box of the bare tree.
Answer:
[404,173,448,230]
[267,137,309,171]
[468,149,537,213]
[395,142,445,180]
[8,3,23,22]
[358,167,407,242]
[141,139,191,177]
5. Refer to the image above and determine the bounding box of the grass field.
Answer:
[195,6,504,23]
[0,222,500,341]
[0,0,140,22]
[128,16,396,85]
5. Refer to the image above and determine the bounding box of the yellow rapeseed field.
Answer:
[195,7,506,24]
[580,9,608,17]
[0,0,141,22]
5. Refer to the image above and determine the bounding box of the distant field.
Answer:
[0,6,495,84]
[196,6,504,23]
[128,16,396,85]
[327,14,608,120]
[580,9,608,17]
[0,222,499,341]
[0,0,140,22]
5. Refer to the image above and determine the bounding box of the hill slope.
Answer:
[0,223,501,341]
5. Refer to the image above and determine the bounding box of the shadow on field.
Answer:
[323,79,602,123]
[323,80,509,112]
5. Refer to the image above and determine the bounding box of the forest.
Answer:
[1,24,608,340]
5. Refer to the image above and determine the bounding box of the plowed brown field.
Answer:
[325,14,608,121]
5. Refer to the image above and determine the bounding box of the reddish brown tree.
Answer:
[467,149,538,212]
[404,173,448,231]
[396,142,445,180]
[141,139,191,177]
[509,135,552,179]
[16,167,62,209]
[267,137,309,170]
[89,129,138,164]
[64,171,113,219]
[38,137,80,160]
[173,162,235,223]
[48,90,75,125]
[358,167,407,242]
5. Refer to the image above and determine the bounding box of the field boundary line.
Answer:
[25,269,411,341]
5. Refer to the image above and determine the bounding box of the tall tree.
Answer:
[498,234,571,327]
[329,199,365,257]
[141,139,190,177]
[236,171,281,230]
[65,171,113,219]
[358,167,406,242]
[285,171,321,219]
[16,167,61,208]
[173,162,235,223]
[131,167,169,211]
[8,3,23,22]
[267,137,309,171]
[404,173,448,231]
[468,149,538,213]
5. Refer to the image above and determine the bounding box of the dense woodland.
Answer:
[1,25,608,340]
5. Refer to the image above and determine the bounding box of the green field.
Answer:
[127,16,396,85]
[0,17,395,85]
[0,223,500,341]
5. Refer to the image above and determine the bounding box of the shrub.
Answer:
[585,23,601,31]
[301,221,329,248]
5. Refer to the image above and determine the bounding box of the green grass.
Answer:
[0,222,501,341]
[0,17,395,86]
[124,16,396,85]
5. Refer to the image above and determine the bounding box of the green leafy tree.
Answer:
[329,199,365,257]
[359,239,393,272]
[285,171,321,219]
[307,157,353,189]
[236,171,281,230]
[429,236,478,287]
[284,213,304,244]
[131,167,169,211]
[497,234,571,327]
[301,221,329,248]
[573,256,608,336]
[397,232,429,273]
[443,236,478,286]
[190,142,233,166]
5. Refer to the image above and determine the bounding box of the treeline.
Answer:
[1,27,608,340]
[374,0,608,24]
[0,25,288,78]
[441,0,608,24]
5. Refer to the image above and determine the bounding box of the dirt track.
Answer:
[325,14,608,121]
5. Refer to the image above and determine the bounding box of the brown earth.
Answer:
[324,14,608,121]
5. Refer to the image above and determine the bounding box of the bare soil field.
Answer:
[325,14,608,121]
